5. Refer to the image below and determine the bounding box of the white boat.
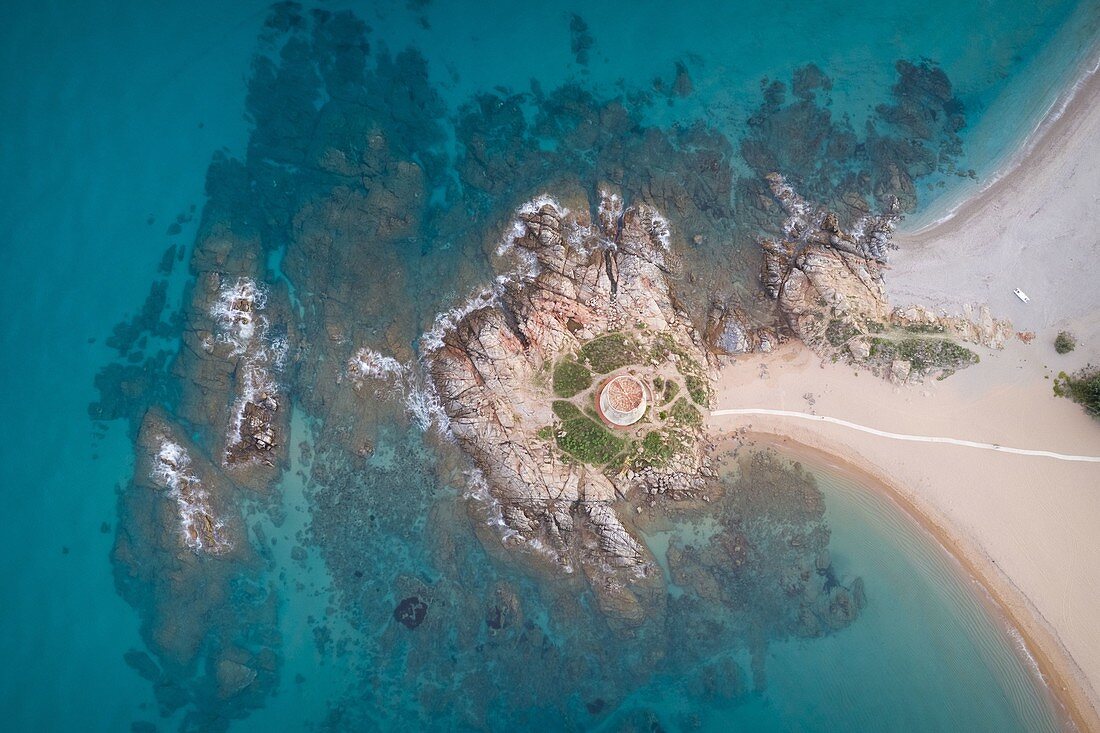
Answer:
[1013,288,1030,303]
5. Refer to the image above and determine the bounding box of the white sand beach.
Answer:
[711,60,1100,730]
[890,63,1100,363]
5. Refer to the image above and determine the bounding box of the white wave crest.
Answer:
[350,347,405,381]
[463,467,519,541]
[268,335,289,371]
[639,206,672,250]
[516,193,567,217]
[495,219,529,258]
[1006,626,1044,680]
[151,438,230,553]
[419,285,497,354]
[227,359,278,451]
[347,347,449,434]
[210,277,268,355]
[597,189,624,232]
[768,173,814,237]
[208,276,282,463]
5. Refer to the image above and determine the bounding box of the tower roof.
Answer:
[598,375,648,427]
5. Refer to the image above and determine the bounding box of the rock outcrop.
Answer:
[138,408,238,556]
[205,276,285,472]
[756,174,1011,381]
[421,191,715,622]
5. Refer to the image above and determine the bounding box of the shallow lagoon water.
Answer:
[701,447,1061,732]
[0,0,1096,730]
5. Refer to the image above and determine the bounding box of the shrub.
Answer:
[662,379,680,404]
[668,397,702,427]
[902,323,945,334]
[869,337,978,373]
[1055,331,1077,354]
[553,359,592,397]
[554,413,625,465]
[637,430,676,468]
[825,318,859,346]
[684,374,710,406]
[579,332,642,374]
[552,400,583,421]
[1054,368,1100,417]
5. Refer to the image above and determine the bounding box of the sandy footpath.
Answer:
[890,64,1100,360]
[711,59,1100,729]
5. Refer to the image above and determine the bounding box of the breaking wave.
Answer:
[209,276,281,462]
[348,347,447,434]
[151,439,230,553]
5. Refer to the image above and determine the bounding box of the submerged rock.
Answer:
[138,409,237,556]
[216,659,258,699]
[394,596,429,630]
[666,450,865,650]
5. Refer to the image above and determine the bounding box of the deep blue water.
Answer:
[1,1,1097,730]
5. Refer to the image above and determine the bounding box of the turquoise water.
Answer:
[610,447,1063,732]
[0,0,1096,730]
[736,449,1060,732]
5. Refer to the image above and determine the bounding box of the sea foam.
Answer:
[151,438,230,553]
[209,276,281,463]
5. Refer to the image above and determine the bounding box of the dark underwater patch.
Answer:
[393,596,428,629]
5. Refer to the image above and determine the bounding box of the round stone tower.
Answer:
[597,374,648,427]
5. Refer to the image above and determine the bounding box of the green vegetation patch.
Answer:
[552,359,592,397]
[663,380,681,403]
[579,332,642,374]
[1054,369,1100,417]
[684,374,710,406]
[552,400,583,421]
[655,378,673,402]
[825,318,860,347]
[902,323,946,335]
[668,397,702,427]
[651,334,710,405]
[1055,331,1077,355]
[652,376,680,405]
[869,337,978,373]
[637,430,677,468]
[553,417,626,466]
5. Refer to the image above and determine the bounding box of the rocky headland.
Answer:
[395,175,1020,624]
[711,173,1015,383]
[346,190,862,631]
[422,191,715,622]
[90,11,991,721]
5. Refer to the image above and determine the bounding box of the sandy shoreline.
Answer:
[890,55,1100,356]
[903,46,1100,239]
[710,341,1100,730]
[718,429,1078,728]
[709,49,1100,728]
